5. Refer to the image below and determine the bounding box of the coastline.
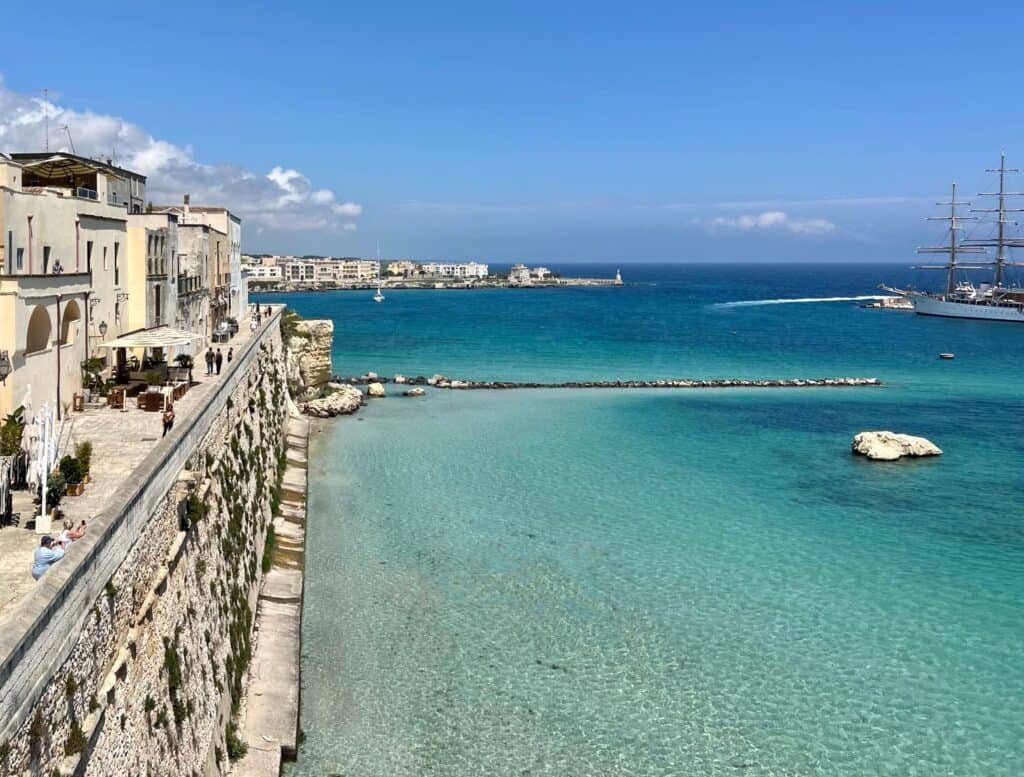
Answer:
[249,277,623,294]
[232,415,310,776]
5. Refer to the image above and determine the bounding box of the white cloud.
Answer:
[0,76,362,234]
[708,211,836,236]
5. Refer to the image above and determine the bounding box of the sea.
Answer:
[266,263,1024,776]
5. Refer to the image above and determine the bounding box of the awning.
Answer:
[98,326,204,349]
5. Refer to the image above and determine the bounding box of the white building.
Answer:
[420,261,489,279]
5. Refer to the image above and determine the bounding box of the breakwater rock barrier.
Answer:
[337,373,883,390]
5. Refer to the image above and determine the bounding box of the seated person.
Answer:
[58,519,86,546]
[32,536,65,580]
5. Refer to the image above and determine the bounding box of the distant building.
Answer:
[420,261,489,279]
[508,263,531,284]
[386,260,417,276]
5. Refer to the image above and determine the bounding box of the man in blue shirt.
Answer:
[32,536,65,580]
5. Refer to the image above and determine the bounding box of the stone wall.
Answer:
[0,311,291,777]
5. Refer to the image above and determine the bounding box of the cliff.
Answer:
[285,320,333,399]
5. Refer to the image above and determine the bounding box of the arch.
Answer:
[61,299,82,345]
[25,306,52,353]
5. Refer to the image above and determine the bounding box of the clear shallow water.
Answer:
[276,265,1024,776]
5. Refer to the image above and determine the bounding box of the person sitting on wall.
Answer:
[58,519,86,546]
[52,260,64,274]
[32,536,65,580]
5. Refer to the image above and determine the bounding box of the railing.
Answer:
[0,307,283,741]
[75,187,98,201]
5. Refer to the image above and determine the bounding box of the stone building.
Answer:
[125,212,179,331]
[0,154,130,418]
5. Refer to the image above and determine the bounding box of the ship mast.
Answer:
[916,182,984,296]
[965,152,1024,288]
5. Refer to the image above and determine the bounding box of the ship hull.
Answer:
[911,294,1024,322]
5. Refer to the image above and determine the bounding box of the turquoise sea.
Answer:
[270,264,1024,776]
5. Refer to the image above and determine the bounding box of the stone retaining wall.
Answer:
[0,308,290,777]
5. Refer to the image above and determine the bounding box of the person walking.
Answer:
[215,348,224,375]
[250,317,258,334]
[205,347,215,376]
[226,347,234,365]
[162,406,176,437]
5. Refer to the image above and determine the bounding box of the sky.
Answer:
[2,0,1024,262]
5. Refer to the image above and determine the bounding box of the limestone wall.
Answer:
[0,310,291,777]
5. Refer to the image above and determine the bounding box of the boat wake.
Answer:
[713,295,895,308]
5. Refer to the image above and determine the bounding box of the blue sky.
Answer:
[2,1,1024,262]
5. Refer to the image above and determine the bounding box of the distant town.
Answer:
[242,255,623,291]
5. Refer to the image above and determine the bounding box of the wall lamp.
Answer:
[0,350,11,385]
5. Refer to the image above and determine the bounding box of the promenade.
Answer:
[0,316,268,620]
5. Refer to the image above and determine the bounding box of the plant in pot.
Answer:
[75,441,93,484]
[80,357,107,391]
[42,471,67,516]
[0,407,25,457]
[59,455,85,496]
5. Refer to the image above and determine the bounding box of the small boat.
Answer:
[939,353,955,359]
[373,244,385,303]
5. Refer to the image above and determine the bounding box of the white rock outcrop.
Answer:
[287,319,334,393]
[394,374,407,384]
[367,382,386,398]
[302,385,363,417]
[852,431,942,461]
[403,387,425,397]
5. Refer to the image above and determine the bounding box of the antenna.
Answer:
[60,125,76,154]
[43,88,49,152]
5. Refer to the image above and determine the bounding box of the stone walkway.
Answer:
[0,315,272,619]
[232,416,308,777]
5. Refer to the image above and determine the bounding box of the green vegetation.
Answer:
[64,721,87,757]
[279,306,305,342]
[74,441,93,474]
[225,721,248,761]
[0,407,25,456]
[80,357,106,390]
[64,674,78,698]
[59,455,85,485]
[262,524,275,573]
[44,472,67,509]
[104,579,118,602]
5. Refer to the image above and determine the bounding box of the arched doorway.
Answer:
[61,300,82,345]
[25,306,52,353]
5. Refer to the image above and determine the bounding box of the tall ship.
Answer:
[883,153,1024,322]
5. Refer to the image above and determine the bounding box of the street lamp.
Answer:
[98,321,108,338]
[0,350,11,384]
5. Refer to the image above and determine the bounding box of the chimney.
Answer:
[183,193,191,217]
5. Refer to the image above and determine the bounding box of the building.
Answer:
[10,152,147,214]
[248,265,282,281]
[420,261,489,279]
[386,260,417,277]
[508,263,531,284]
[174,223,211,338]
[125,212,178,331]
[0,153,129,418]
[153,199,245,320]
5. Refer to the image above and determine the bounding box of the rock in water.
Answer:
[394,374,408,384]
[367,382,386,398]
[302,385,363,417]
[403,387,425,397]
[851,431,942,461]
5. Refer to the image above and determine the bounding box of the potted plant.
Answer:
[43,471,67,515]
[0,407,25,457]
[75,441,93,484]
[59,455,85,496]
[226,316,239,336]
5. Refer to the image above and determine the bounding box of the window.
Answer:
[5,231,10,274]
[43,246,51,274]
[16,248,23,271]
[114,242,120,285]
[114,301,120,322]
[154,286,162,322]
[86,241,93,272]
[103,246,108,270]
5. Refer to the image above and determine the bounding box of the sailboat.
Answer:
[883,154,1024,322]
[373,245,385,303]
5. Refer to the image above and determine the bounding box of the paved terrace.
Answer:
[0,314,275,619]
